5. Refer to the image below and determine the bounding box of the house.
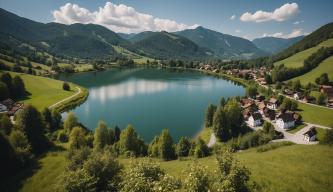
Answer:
[240,98,254,108]
[284,89,294,96]
[303,127,317,142]
[256,95,265,102]
[1,98,15,109]
[267,97,278,110]
[242,109,251,120]
[293,92,303,100]
[0,103,8,112]
[320,85,333,98]
[263,108,276,121]
[276,113,295,129]
[258,101,266,113]
[248,113,263,127]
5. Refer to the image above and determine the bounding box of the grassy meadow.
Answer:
[8,72,78,110]
[297,102,333,127]
[274,38,333,68]
[289,55,333,85]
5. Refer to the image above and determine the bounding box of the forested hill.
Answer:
[252,36,304,54]
[272,22,333,62]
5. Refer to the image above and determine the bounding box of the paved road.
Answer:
[207,133,216,147]
[49,87,81,109]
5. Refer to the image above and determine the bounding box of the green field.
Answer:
[13,144,333,192]
[112,45,156,64]
[289,55,333,85]
[297,102,333,127]
[8,72,78,110]
[274,38,333,68]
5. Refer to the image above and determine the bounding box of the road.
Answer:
[48,87,81,109]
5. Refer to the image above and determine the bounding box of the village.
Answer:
[200,64,333,144]
[0,98,24,122]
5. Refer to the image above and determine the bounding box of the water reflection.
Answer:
[90,80,170,102]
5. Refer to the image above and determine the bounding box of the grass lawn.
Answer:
[274,38,333,68]
[315,127,327,141]
[287,123,307,133]
[289,55,333,85]
[297,102,333,127]
[8,72,77,110]
[118,144,333,192]
[19,151,67,192]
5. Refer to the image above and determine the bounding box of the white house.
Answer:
[0,103,8,112]
[267,98,278,110]
[303,127,317,142]
[276,113,295,129]
[248,113,263,127]
[293,92,302,100]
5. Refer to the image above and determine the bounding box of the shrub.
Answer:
[63,82,70,91]
[256,142,294,152]
[320,129,333,145]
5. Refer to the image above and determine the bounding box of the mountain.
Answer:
[0,8,132,58]
[273,22,333,61]
[117,33,137,40]
[252,36,304,54]
[133,31,213,59]
[175,26,267,59]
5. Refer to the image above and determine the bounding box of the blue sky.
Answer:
[1,0,333,40]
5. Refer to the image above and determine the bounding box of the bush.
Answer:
[256,142,294,152]
[63,82,70,91]
[320,129,333,145]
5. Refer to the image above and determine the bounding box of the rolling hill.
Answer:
[175,26,267,59]
[252,36,304,54]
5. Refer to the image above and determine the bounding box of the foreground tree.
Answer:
[176,137,191,157]
[0,114,13,135]
[64,112,78,133]
[69,126,87,150]
[158,129,175,161]
[9,130,33,164]
[194,138,209,158]
[246,86,257,98]
[118,125,147,156]
[205,104,217,127]
[12,76,26,98]
[93,121,111,150]
[41,107,52,131]
[16,105,49,154]
[0,82,9,100]
[183,163,210,192]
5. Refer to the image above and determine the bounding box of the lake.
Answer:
[59,68,245,142]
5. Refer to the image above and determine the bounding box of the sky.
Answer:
[1,0,333,40]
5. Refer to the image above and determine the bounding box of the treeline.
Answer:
[0,72,26,100]
[271,46,333,82]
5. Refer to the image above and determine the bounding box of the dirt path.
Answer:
[207,133,216,147]
[48,87,81,109]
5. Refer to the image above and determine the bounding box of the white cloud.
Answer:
[230,15,236,20]
[293,21,300,25]
[240,3,299,23]
[235,29,241,33]
[260,28,307,39]
[52,2,199,33]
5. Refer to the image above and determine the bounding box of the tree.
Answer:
[205,104,216,127]
[64,112,78,133]
[320,129,333,145]
[69,126,87,150]
[265,74,272,84]
[63,82,70,91]
[212,150,250,192]
[16,105,49,154]
[317,92,327,105]
[0,82,9,100]
[176,137,191,157]
[0,114,13,135]
[213,107,228,141]
[83,151,123,192]
[51,109,62,130]
[114,126,121,142]
[93,121,111,150]
[0,72,13,95]
[12,76,26,98]
[280,98,298,111]
[9,130,32,164]
[148,136,160,157]
[292,80,301,91]
[118,125,146,156]
[57,168,96,192]
[246,86,257,98]
[183,163,210,192]
[315,73,330,85]
[158,129,175,161]
[0,133,20,179]
[41,108,52,131]
[194,138,209,158]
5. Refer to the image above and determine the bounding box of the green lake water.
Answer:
[59,68,245,142]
